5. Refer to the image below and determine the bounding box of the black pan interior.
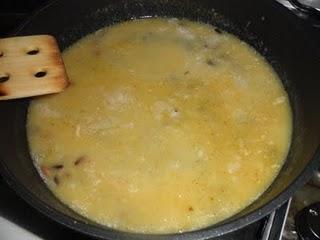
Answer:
[0,0,319,239]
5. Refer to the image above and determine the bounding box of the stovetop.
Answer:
[0,1,319,240]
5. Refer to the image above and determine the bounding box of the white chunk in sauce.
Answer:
[27,18,292,233]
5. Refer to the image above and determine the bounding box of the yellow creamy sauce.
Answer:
[27,18,292,233]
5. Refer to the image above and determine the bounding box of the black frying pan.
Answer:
[0,0,320,239]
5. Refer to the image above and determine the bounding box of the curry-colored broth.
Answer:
[27,18,292,233]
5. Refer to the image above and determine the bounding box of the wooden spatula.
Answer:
[0,35,69,100]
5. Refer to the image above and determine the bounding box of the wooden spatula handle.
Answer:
[0,35,69,100]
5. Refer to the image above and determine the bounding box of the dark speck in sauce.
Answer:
[74,156,86,166]
[206,59,216,66]
[214,28,223,34]
[54,175,60,185]
[51,164,64,170]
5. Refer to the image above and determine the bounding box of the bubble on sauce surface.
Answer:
[104,87,136,110]
[227,161,241,174]
[272,96,286,105]
[32,102,61,118]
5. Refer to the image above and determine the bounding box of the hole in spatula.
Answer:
[0,73,10,82]
[34,71,47,78]
[27,48,39,55]
[0,51,3,57]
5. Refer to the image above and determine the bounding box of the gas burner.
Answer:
[283,170,320,240]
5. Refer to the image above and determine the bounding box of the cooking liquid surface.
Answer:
[27,18,292,233]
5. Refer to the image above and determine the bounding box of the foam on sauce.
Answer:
[27,18,292,233]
